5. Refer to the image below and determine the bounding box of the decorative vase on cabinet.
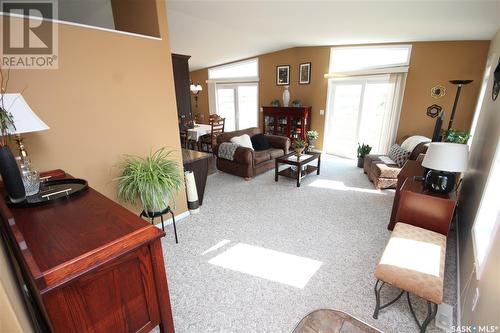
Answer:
[282,86,290,107]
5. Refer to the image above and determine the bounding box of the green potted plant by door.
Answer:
[116,148,183,215]
[306,130,319,152]
[357,143,372,168]
[294,139,306,156]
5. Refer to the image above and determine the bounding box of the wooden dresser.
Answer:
[0,174,175,333]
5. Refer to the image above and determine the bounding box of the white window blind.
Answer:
[208,58,258,80]
[329,45,412,74]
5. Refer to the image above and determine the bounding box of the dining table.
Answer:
[186,123,212,149]
[187,123,212,142]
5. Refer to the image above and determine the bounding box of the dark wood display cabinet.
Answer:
[262,106,311,142]
[172,53,192,120]
[0,171,175,333]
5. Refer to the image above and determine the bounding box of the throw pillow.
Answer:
[250,134,270,151]
[230,134,254,150]
[388,144,411,167]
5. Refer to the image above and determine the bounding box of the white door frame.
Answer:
[322,74,389,157]
[216,82,258,131]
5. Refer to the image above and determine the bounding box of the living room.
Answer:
[0,1,499,333]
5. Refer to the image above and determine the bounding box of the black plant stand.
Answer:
[140,206,178,243]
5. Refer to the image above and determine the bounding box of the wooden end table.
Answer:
[275,152,321,187]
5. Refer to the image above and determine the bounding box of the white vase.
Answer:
[282,86,290,107]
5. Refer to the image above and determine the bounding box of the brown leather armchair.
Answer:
[213,127,290,180]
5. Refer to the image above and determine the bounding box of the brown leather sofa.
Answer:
[213,127,290,180]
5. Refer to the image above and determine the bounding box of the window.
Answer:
[208,58,258,80]
[215,83,258,131]
[323,45,410,158]
[329,45,412,73]
[472,139,500,278]
[207,59,259,130]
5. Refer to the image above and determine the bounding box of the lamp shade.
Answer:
[2,94,49,134]
[190,84,202,93]
[422,142,469,172]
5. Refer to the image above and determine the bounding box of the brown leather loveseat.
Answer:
[213,127,290,180]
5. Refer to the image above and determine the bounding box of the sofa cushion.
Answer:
[217,127,261,145]
[269,148,284,159]
[388,144,411,167]
[254,150,271,164]
[371,163,401,179]
[251,134,270,151]
[231,134,254,150]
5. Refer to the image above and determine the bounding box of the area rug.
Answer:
[154,155,456,333]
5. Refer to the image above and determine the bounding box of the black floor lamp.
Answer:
[448,80,473,131]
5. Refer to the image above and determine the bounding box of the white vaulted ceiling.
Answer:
[166,0,500,71]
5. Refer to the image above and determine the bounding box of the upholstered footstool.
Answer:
[373,223,446,333]
[293,309,381,333]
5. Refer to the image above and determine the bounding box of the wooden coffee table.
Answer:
[275,152,321,187]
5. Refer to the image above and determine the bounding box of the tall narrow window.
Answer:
[472,139,500,278]
[207,59,259,131]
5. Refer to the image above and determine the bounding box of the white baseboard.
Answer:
[456,223,462,327]
[147,210,190,228]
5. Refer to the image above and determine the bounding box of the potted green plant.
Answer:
[116,148,183,214]
[306,130,319,151]
[294,139,306,156]
[357,143,372,168]
[0,68,26,203]
[442,129,471,144]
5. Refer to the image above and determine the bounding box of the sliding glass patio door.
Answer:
[216,83,258,132]
[324,75,395,158]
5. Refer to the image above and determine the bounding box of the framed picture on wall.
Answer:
[276,65,290,85]
[299,62,311,84]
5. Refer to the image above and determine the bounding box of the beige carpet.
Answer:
[154,155,456,333]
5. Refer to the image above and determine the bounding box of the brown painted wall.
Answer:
[399,41,489,142]
[457,29,500,327]
[190,68,209,120]
[2,2,186,214]
[111,0,160,38]
[190,41,489,150]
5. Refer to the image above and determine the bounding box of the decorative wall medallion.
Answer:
[493,57,500,101]
[426,104,442,118]
[431,85,446,99]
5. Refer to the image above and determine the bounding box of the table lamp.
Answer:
[3,93,49,161]
[3,94,49,196]
[422,142,469,193]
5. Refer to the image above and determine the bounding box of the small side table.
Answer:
[140,207,178,243]
[393,177,457,236]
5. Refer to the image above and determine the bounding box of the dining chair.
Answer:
[199,117,225,152]
[194,113,206,124]
[208,114,221,123]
